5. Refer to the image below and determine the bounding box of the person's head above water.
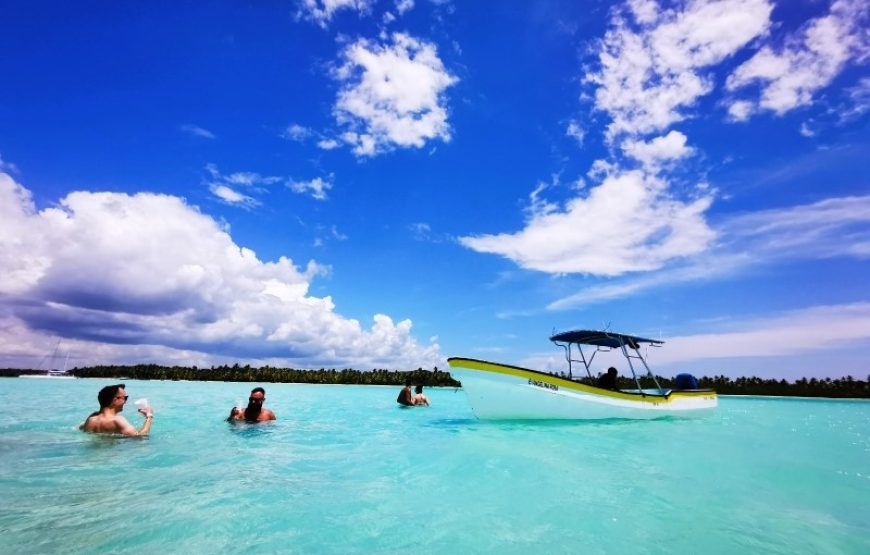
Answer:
[249,387,266,403]
[404,379,412,387]
[244,387,266,421]
[97,384,127,410]
[415,385,423,394]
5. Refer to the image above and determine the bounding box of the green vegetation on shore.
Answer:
[1,366,867,398]
[1,364,460,387]
[575,374,869,399]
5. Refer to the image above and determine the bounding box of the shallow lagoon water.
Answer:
[0,379,868,554]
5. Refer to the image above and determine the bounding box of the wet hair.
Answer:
[404,379,412,387]
[97,384,126,409]
[250,387,266,396]
[415,385,423,394]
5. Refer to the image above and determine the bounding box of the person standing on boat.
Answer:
[228,387,276,422]
[597,367,618,390]
[80,384,153,436]
[413,385,430,406]
[397,380,416,406]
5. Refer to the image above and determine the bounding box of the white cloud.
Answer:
[652,302,870,365]
[180,124,217,139]
[0,153,19,174]
[588,0,773,138]
[317,138,341,150]
[396,0,414,15]
[628,0,659,25]
[837,76,870,123]
[621,130,694,169]
[333,32,458,156]
[799,121,815,137]
[460,170,715,276]
[299,0,373,28]
[206,164,283,206]
[0,172,442,369]
[288,175,333,200]
[566,120,585,146]
[209,184,259,208]
[548,195,870,309]
[282,123,312,141]
[726,0,870,117]
[726,99,754,122]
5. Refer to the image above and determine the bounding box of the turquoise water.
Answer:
[0,379,867,554]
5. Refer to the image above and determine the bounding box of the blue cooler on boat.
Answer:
[674,373,698,390]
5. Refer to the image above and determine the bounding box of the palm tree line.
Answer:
[1,366,867,397]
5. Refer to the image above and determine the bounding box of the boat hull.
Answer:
[448,357,717,420]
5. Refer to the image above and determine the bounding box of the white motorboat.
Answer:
[448,329,716,420]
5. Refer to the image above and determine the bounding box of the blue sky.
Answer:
[1,0,868,379]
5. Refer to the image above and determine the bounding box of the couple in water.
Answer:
[80,384,276,436]
[397,380,430,406]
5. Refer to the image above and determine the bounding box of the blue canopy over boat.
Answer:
[549,329,663,349]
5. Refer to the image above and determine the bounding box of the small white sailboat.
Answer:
[19,340,76,379]
[448,329,716,420]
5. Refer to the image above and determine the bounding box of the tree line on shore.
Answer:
[0,364,461,387]
[574,374,869,398]
[1,365,867,398]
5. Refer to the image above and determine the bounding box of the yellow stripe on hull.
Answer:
[448,357,717,420]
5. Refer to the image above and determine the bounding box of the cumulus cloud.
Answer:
[726,0,870,117]
[460,170,715,276]
[587,0,773,138]
[288,175,333,200]
[548,195,870,309]
[299,0,373,28]
[333,32,458,156]
[180,124,217,139]
[621,130,694,169]
[0,172,441,369]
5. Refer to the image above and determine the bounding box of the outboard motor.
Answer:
[674,373,699,390]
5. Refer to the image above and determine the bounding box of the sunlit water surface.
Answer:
[0,379,868,554]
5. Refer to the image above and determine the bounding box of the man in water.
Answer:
[80,384,153,436]
[228,387,276,422]
[397,380,416,406]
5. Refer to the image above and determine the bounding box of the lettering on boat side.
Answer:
[528,379,559,391]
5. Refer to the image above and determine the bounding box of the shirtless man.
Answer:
[397,380,415,406]
[80,384,153,436]
[228,387,276,422]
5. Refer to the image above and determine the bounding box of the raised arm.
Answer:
[118,411,153,436]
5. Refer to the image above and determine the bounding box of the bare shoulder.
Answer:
[264,409,276,421]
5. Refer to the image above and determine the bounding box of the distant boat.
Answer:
[19,340,76,379]
[448,329,716,420]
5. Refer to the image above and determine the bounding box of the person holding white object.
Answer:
[80,384,153,436]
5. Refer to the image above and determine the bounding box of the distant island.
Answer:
[1,365,867,398]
